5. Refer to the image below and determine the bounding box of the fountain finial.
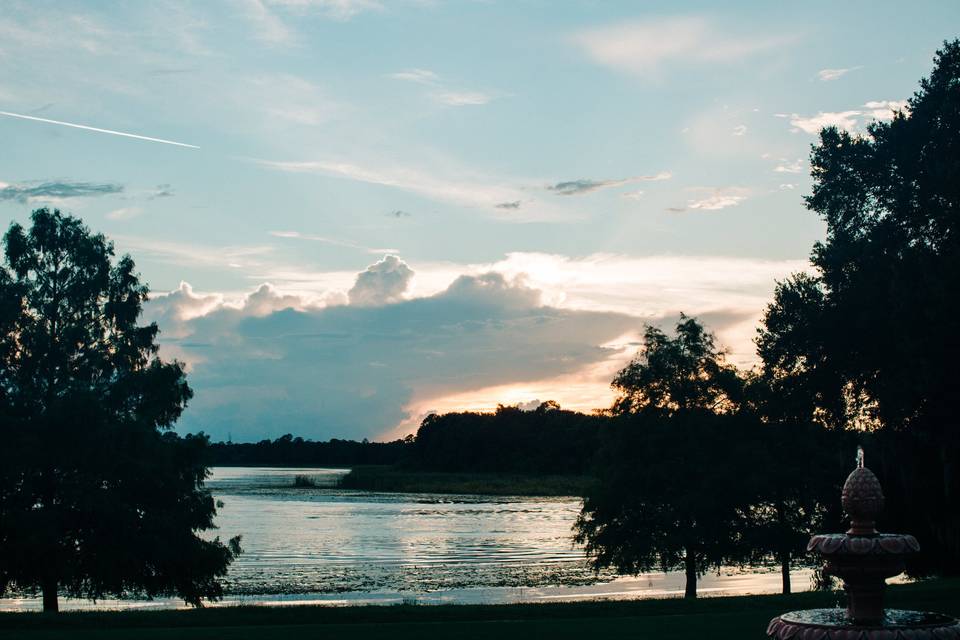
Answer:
[842,447,884,536]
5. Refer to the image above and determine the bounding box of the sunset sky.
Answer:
[2,1,957,441]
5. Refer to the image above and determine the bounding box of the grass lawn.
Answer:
[1,579,958,640]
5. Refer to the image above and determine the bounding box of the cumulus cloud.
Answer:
[784,100,910,135]
[347,255,414,306]
[547,172,671,196]
[0,179,123,204]
[154,269,636,442]
[573,16,794,76]
[145,251,805,441]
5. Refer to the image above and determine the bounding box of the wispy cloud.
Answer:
[773,159,804,173]
[389,68,494,107]
[106,206,142,220]
[269,230,397,254]
[547,172,671,196]
[573,16,795,76]
[252,157,564,221]
[431,91,492,106]
[817,66,861,81]
[670,187,749,212]
[389,68,440,84]
[0,179,123,203]
[732,124,748,136]
[495,201,521,210]
[269,0,383,21]
[0,111,199,148]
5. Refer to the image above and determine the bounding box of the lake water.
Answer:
[0,467,815,611]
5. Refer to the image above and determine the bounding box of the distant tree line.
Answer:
[207,434,410,467]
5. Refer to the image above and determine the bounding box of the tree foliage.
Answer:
[577,317,757,598]
[757,41,960,573]
[611,314,743,417]
[0,209,240,611]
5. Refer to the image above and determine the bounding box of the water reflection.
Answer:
[0,467,815,611]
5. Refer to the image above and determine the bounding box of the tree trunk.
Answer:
[781,553,792,595]
[42,578,59,613]
[684,548,697,599]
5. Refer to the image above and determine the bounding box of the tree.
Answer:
[576,316,752,599]
[0,208,240,612]
[611,314,743,417]
[739,378,846,594]
[756,40,960,574]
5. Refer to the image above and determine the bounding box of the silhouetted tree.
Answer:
[0,209,240,612]
[611,314,744,416]
[756,40,960,574]
[577,316,752,598]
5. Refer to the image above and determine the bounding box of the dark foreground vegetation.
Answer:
[0,578,957,640]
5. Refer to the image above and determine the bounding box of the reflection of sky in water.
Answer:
[205,467,591,593]
[0,467,820,611]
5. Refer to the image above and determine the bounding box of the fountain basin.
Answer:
[768,609,960,640]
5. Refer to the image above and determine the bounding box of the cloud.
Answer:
[621,190,645,201]
[347,255,414,306]
[242,0,295,44]
[154,269,635,442]
[268,0,383,21]
[0,111,199,148]
[732,124,748,136]
[390,68,493,107]
[150,251,805,441]
[431,91,492,106]
[0,180,123,204]
[785,100,909,135]
[106,206,142,220]
[683,187,749,211]
[147,183,175,199]
[862,100,909,119]
[787,110,861,134]
[573,16,794,76]
[387,209,412,218]
[495,201,521,210]
[817,66,861,81]
[253,157,565,221]
[773,159,804,173]
[389,68,440,84]
[547,171,671,196]
[269,230,396,254]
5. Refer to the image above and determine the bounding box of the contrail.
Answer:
[0,110,199,149]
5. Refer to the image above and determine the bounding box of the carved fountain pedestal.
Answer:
[766,452,960,640]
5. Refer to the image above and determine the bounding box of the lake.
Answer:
[0,467,814,611]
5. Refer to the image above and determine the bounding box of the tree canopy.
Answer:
[0,208,240,612]
[756,40,960,574]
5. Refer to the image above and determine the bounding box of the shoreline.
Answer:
[337,466,595,497]
[1,579,956,639]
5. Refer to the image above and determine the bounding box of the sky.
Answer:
[2,1,957,442]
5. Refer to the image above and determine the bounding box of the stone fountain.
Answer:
[767,448,960,640]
